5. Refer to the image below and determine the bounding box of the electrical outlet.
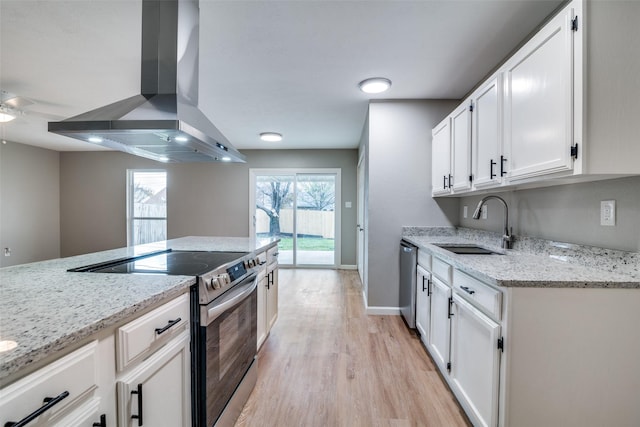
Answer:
[463,206,468,218]
[482,205,488,219]
[3,248,10,257]
[600,200,616,226]
[345,201,352,208]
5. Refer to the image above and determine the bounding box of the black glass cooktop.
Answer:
[68,249,248,276]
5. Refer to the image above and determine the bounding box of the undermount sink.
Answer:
[434,244,503,255]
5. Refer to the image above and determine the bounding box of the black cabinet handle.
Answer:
[131,384,143,426]
[155,318,181,335]
[93,414,107,427]
[448,174,453,188]
[443,175,447,190]
[448,297,454,318]
[422,276,427,292]
[500,155,507,177]
[460,286,475,295]
[490,159,496,179]
[4,391,69,427]
[427,279,431,297]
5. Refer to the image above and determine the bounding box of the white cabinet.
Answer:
[472,75,503,189]
[428,276,452,372]
[503,3,576,181]
[117,330,191,427]
[415,264,431,345]
[450,293,501,427]
[451,102,473,192]
[432,118,452,195]
[257,266,268,350]
[116,295,191,427]
[257,243,279,350]
[0,341,110,427]
[266,262,279,330]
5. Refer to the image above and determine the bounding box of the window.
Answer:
[127,170,167,246]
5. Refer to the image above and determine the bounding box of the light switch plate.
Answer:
[482,205,488,219]
[463,206,468,218]
[600,200,616,226]
[345,201,352,208]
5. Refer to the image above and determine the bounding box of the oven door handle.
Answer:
[203,273,258,325]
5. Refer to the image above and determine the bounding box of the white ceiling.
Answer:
[0,0,563,153]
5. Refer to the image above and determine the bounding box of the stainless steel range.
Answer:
[69,248,262,427]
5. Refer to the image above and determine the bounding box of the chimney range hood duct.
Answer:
[48,0,245,163]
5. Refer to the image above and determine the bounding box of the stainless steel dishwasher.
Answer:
[399,240,417,329]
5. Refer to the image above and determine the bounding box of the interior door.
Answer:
[357,152,365,284]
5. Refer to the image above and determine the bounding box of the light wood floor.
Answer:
[235,269,471,427]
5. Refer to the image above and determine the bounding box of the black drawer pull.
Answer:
[155,317,182,335]
[4,391,69,427]
[500,155,507,177]
[490,159,497,179]
[93,414,107,427]
[131,384,143,426]
[460,286,475,295]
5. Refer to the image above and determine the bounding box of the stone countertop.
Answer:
[402,234,640,289]
[0,236,278,384]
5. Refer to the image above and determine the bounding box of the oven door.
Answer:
[195,273,258,427]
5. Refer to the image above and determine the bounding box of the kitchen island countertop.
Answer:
[0,236,278,384]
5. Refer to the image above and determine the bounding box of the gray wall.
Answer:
[458,176,640,252]
[363,100,459,309]
[60,149,358,264]
[0,141,60,267]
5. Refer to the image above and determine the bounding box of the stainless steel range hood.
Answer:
[48,0,245,163]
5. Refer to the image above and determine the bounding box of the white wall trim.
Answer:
[361,289,400,315]
[339,264,357,270]
[365,306,401,316]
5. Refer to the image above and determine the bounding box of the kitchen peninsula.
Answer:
[0,236,278,426]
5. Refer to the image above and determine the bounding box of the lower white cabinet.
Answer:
[450,293,501,427]
[0,340,109,427]
[266,262,279,329]
[428,276,452,372]
[415,265,431,345]
[257,266,268,350]
[117,329,191,427]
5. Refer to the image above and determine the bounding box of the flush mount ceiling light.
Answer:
[88,136,103,143]
[358,77,392,94]
[260,132,283,142]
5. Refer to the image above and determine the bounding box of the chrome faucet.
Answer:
[472,195,513,249]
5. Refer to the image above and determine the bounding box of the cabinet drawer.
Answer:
[417,250,431,270]
[266,245,279,265]
[432,257,452,284]
[117,294,189,371]
[0,341,98,426]
[453,270,502,320]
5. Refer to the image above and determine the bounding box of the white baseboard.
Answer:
[339,264,357,270]
[360,289,400,315]
[365,306,401,316]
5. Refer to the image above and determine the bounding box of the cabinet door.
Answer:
[117,330,190,427]
[267,265,279,330]
[432,118,452,195]
[451,102,472,192]
[503,6,575,180]
[450,294,501,427]
[415,265,431,346]
[257,271,268,350]
[472,76,502,188]
[428,276,451,372]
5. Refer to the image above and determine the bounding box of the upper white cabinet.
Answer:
[432,0,640,196]
[432,118,452,195]
[472,75,503,189]
[503,3,575,181]
[451,103,473,192]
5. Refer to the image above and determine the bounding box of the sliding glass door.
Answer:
[250,169,341,267]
